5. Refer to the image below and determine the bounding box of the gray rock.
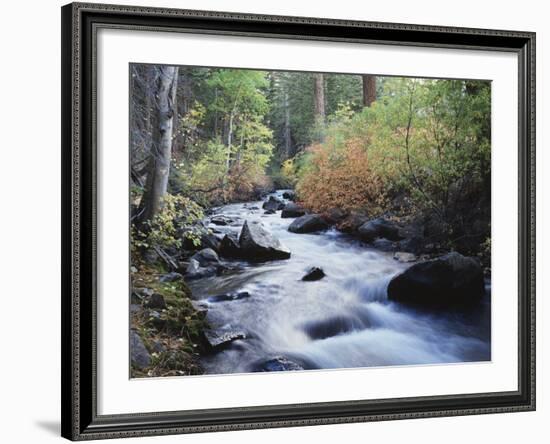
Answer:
[302,267,325,281]
[372,238,397,252]
[159,272,183,283]
[282,191,296,200]
[262,196,285,212]
[203,329,247,350]
[130,330,151,369]
[358,218,402,242]
[393,252,417,263]
[281,202,307,218]
[218,234,243,259]
[143,293,167,310]
[191,248,220,266]
[239,220,291,261]
[387,252,484,308]
[288,214,329,234]
[251,356,304,372]
[185,259,217,280]
[207,291,250,303]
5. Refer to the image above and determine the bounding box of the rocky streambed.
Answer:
[182,190,491,375]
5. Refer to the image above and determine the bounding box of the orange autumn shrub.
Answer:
[296,139,387,215]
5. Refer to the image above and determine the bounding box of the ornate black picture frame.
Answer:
[61,2,535,440]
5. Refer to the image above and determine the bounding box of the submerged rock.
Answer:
[251,356,304,372]
[358,218,402,242]
[239,220,291,261]
[387,252,484,308]
[207,291,250,303]
[302,267,325,281]
[281,202,306,218]
[288,214,329,234]
[262,196,285,212]
[130,330,151,369]
[302,315,365,340]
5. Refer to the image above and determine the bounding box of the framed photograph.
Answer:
[61,2,536,440]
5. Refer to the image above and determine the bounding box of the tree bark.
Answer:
[140,66,179,223]
[313,73,325,122]
[283,91,292,158]
[362,75,377,107]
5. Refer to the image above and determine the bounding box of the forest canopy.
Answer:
[130,65,490,259]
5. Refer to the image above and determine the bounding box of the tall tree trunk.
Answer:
[283,91,292,158]
[362,75,377,107]
[313,73,325,122]
[140,66,179,223]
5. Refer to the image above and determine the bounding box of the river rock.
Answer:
[393,252,417,263]
[190,248,220,266]
[288,214,329,234]
[210,215,233,226]
[203,329,247,350]
[239,220,291,261]
[281,202,307,218]
[302,267,325,281]
[218,234,243,259]
[302,315,363,340]
[282,191,296,200]
[264,209,276,215]
[251,357,304,372]
[262,196,285,212]
[358,218,402,242]
[207,291,250,303]
[185,259,217,280]
[336,212,369,233]
[387,252,484,308]
[143,293,167,310]
[130,330,151,369]
[159,272,183,283]
[372,238,398,252]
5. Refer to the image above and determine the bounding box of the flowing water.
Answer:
[188,191,491,375]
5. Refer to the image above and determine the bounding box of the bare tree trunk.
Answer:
[283,91,292,158]
[140,66,179,223]
[313,73,325,122]
[362,75,377,107]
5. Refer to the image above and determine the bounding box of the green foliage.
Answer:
[296,77,491,232]
[133,194,205,251]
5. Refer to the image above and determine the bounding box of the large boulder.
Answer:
[387,252,484,308]
[281,202,307,218]
[190,248,220,266]
[358,218,402,242]
[239,220,291,261]
[262,196,285,212]
[336,212,369,233]
[288,214,329,234]
[130,330,151,369]
[218,234,242,259]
